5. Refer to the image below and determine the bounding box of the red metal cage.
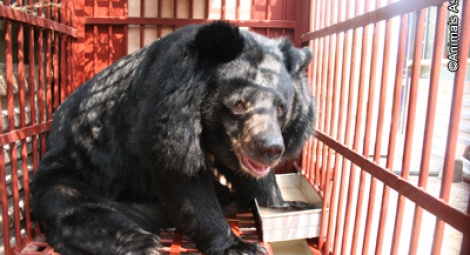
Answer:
[0,0,469,255]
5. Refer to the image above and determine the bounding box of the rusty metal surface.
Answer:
[301,0,447,41]
[303,0,469,253]
[1,0,469,254]
[18,212,302,255]
[0,1,75,254]
[0,5,77,37]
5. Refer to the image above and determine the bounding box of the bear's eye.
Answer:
[277,105,285,116]
[232,101,246,113]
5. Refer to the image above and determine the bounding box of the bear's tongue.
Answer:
[242,156,270,176]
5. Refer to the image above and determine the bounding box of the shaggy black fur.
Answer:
[31,22,315,255]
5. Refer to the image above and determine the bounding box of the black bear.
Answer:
[31,22,315,255]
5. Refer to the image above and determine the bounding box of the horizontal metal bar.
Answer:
[314,130,470,235]
[301,0,447,41]
[85,17,296,29]
[0,5,77,38]
[0,121,52,147]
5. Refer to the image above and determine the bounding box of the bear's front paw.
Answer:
[225,240,268,255]
[115,228,162,255]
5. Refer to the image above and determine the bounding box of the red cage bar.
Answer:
[0,0,77,254]
[408,2,447,254]
[304,0,470,254]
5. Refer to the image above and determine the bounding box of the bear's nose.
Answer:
[258,137,284,162]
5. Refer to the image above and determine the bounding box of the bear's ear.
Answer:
[279,39,312,75]
[194,21,244,63]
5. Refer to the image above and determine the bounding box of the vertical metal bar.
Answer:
[309,0,322,183]
[69,0,76,95]
[38,7,47,158]
[318,0,336,247]
[108,0,114,68]
[375,13,409,255]
[319,152,332,251]
[157,0,162,38]
[190,0,194,19]
[323,34,344,254]
[140,0,144,48]
[54,31,60,107]
[60,34,67,102]
[390,9,425,255]
[0,151,10,254]
[62,0,71,97]
[304,0,319,182]
[349,12,370,252]
[353,0,380,253]
[313,0,324,188]
[124,0,129,55]
[325,0,335,187]
[66,34,72,96]
[52,0,60,103]
[5,15,23,247]
[17,0,33,240]
[1,2,12,252]
[323,0,348,254]
[408,3,447,255]
[319,0,332,193]
[47,28,53,119]
[266,0,271,37]
[363,1,392,253]
[323,0,337,185]
[54,0,61,90]
[235,0,240,19]
[54,0,64,103]
[432,0,470,253]
[304,0,317,182]
[28,0,39,173]
[315,0,328,188]
[340,0,362,252]
[222,0,226,20]
[173,0,178,31]
[352,0,378,251]
[320,0,330,190]
[333,0,354,252]
[293,0,304,46]
[46,1,53,121]
[60,34,68,99]
[303,81,310,173]
[281,0,287,36]
[307,0,315,179]
[323,0,343,251]
[18,8,26,131]
[303,0,314,178]
[92,22,99,71]
[302,138,311,178]
[207,0,212,19]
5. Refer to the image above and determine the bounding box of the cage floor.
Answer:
[18,211,313,255]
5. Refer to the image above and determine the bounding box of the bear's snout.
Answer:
[242,111,285,167]
[254,132,284,162]
[236,111,286,176]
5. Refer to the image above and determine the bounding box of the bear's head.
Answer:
[197,22,315,177]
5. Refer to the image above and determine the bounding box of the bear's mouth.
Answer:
[241,155,271,176]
